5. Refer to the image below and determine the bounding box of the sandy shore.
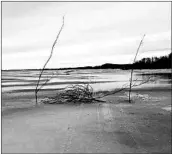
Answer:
[2,88,171,153]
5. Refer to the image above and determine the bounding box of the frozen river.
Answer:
[2,69,171,93]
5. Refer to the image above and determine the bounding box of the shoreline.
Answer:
[2,87,171,153]
[2,86,171,114]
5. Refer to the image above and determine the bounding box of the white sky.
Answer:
[2,2,171,69]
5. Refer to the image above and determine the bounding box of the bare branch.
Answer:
[37,73,55,91]
[129,34,146,103]
[35,16,65,104]
[95,76,151,99]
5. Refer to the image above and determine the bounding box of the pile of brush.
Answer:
[42,84,104,104]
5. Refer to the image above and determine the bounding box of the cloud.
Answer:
[2,2,171,69]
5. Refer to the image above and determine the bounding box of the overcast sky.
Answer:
[2,2,171,69]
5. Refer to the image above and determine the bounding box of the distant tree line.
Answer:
[67,53,171,70]
[4,53,171,71]
[72,53,171,70]
[132,52,171,69]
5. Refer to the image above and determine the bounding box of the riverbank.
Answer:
[2,87,171,153]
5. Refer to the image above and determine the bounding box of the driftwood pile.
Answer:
[42,84,105,104]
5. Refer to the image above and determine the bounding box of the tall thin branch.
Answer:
[95,76,151,99]
[128,34,146,103]
[35,16,65,105]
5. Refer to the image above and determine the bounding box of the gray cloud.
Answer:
[2,2,171,69]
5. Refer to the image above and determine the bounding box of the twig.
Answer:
[42,75,152,105]
[35,16,65,105]
[95,76,151,99]
[129,34,146,103]
[38,73,55,90]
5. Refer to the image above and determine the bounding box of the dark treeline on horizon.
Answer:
[66,53,172,70]
[132,52,171,69]
[3,53,171,71]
